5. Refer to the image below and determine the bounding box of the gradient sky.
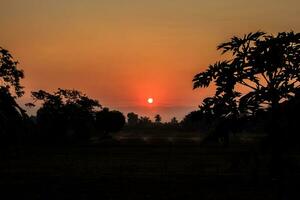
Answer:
[1,0,300,121]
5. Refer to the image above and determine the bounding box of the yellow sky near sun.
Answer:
[1,0,300,120]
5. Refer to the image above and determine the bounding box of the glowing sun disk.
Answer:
[147,98,154,104]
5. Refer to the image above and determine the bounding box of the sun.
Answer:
[147,97,154,104]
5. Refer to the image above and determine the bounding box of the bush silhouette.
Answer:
[95,108,125,139]
[127,112,139,126]
[31,89,101,143]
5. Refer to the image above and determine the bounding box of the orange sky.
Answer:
[1,0,300,121]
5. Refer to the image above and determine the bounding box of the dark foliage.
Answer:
[0,47,24,97]
[127,112,139,126]
[193,31,300,185]
[193,31,300,143]
[0,48,27,145]
[31,89,101,143]
[193,31,300,118]
[181,110,206,131]
[154,114,162,123]
[95,108,126,138]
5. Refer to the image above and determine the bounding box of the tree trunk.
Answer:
[269,99,285,200]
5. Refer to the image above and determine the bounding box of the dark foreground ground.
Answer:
[1,136,300,200]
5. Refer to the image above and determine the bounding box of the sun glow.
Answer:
[147,98,154,104]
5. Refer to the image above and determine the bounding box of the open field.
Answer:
[1,135,300,200]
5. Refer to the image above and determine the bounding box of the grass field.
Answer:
[1,134,300,199]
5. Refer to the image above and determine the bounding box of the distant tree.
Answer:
[0,47,27,144]
[160,117,180,131]
[127,112,139,126]
[138,116,152,127]
[31,88,101,143]
[170,117,178,125]
[139,116,151,123]
[154,114,162,123]
[95,108,126,138]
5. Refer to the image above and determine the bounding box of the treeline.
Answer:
[0,47,126,145]
[1,31,300,148]
[0,46,200,147]
[28,89,126,144]
[1,89,126,146]
[124,113,180,132]
[124,112,218,133]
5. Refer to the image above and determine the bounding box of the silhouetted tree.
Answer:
[0,47,27,144]
[193,31,300,119]
[31,88,101,143]
[138,116,152,128]
[193,31,300,187]
[170,117,178,125]
[154,114,162,123]
[127,112,139,126]
[160,117,180,131]
[0,47,25,97]
[193,31,300,136]
[95,108,126,139]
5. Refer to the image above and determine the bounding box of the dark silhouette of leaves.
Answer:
[30,88,101,143]
[0,47,24,97]
[193,31,300,118]
[96,108,125,137]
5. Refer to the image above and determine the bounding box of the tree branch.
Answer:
[240,81,257,90]
[253,76,265,89]
[290,79,299,86]
[261,72,270,85]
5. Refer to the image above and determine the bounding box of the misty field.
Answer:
[1,133,300,200]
